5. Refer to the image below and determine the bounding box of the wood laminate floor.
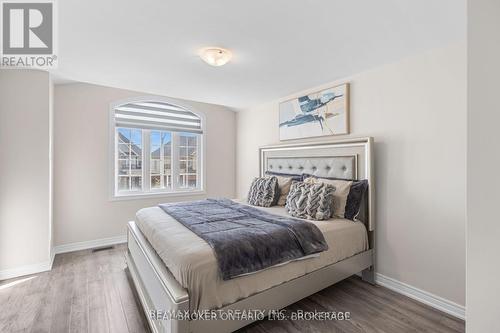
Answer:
[0,244,464,333]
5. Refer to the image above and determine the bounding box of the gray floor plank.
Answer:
[117,269,150,333]
[88,277,110,333]
[69,254,89,333]
[104,273,130,333]
[30,270,60,333]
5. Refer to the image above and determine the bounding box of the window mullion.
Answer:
[172,132,180,190]
[143,129,151,192]
[197,134,201,190]
[114,128,119,195]
[160,132,164,188]
[128,140,132,190]
[169,133,173,188]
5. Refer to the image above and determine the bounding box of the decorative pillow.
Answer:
[302,174,368,221]
[303,177,352,218]
[285,181,335,220]
[247,176,279,207]
[344,179,368,220]
[265,171,303,206]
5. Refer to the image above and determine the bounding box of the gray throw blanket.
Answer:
[159,199,328,280]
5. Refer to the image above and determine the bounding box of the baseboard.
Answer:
[53,235,127,254]
[50,249,55,268]
[0,259,53,281]
[1,236,126,281]
[375,273,465,320]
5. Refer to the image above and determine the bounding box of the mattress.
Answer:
[135,200,368,311]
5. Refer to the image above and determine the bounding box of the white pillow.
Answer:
[303,177,353,218]
[274,175,295,206]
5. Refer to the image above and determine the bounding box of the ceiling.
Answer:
[53,0,465,109]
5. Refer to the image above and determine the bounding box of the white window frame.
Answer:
[109,97,206,201]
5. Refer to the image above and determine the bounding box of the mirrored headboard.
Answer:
[259,137,374,231]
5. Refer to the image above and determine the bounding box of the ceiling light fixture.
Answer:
[199,47,232,67]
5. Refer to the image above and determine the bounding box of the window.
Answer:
[117,128,143,191]
[111,100,203,198]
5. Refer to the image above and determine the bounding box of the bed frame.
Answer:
[126,137,375,333]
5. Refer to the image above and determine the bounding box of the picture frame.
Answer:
[279,83,350,141]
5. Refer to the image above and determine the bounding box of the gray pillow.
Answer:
[285,181,335,220]
[344,179,368,220]
[247,176,279,207]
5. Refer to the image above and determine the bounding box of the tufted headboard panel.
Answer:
[259,137,374,231]
[267,156,357,179]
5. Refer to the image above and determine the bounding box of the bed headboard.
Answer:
[259,137,374,231]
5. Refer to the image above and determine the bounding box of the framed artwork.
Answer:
[279,83,349,140]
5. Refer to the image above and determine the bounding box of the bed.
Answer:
[126,137,375,333]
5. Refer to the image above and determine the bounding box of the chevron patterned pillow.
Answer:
[247,176,279,207]
[285,181,336,221]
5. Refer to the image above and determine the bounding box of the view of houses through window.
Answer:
[117,128,143,191]
[179,133,198,188]
[150,131,172,190]
[116,128,199,195]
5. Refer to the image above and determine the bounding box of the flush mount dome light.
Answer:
[199,47,232,66]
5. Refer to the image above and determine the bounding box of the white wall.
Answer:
[467,0,500,331]
[236,43,466,306]
[54,83,236,246]
[0,70,53,274]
